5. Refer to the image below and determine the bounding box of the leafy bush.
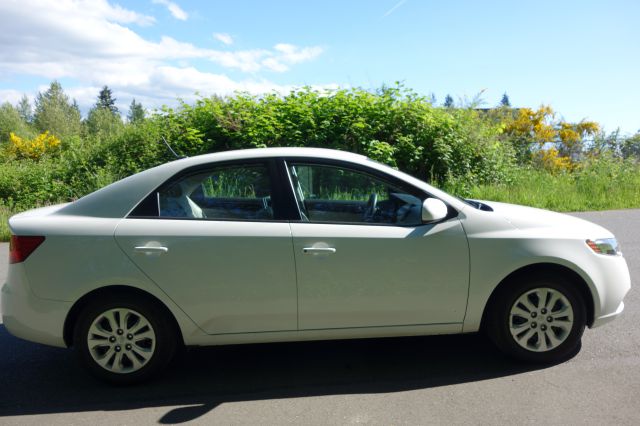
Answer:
[0,159,71,210]
[98,120,167,178]
[160,86,516,186]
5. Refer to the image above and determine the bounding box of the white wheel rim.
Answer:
[509,287,574,352]
[87,308,156,374]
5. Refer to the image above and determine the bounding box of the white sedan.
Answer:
[2,147,631,384]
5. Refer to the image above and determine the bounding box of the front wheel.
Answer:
[73,295,178,384]
[486,275,587,363]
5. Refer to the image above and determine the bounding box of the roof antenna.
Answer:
[161,136,187,159]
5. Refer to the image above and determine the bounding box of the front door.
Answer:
[286,161,470,330]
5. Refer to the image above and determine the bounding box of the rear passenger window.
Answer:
[158,164,273,220]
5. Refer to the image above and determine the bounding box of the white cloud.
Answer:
[274,44,324,64]
[0,0,330,115]
[0,89,25,105]
[213,33,234,45]
[152,0,188,21]
[261,58,289,73]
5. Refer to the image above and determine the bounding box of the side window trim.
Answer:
[128,158,282,221]
[282,160,308,222]
[283,158,429,227]
[283,157,428,200]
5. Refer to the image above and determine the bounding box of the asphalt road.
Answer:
[0,209,638,425]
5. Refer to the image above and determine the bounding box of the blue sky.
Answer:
[1,0,638,134]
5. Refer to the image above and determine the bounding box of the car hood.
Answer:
[479,201,614,238]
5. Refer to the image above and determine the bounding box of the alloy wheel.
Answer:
[509,287,574,352]
[87,308,156,374]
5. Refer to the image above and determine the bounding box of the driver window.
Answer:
[159,164,273,220]
[287,163,422,225]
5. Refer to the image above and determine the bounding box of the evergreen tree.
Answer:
[428,93,437,105]
[97,85,118,114]
[86,106,123,136]
[127,99,145,123]
[500,92,511,107]
[33,81,81,139]
[72,99,81,115]
[443,94,454,108]
[16,95,32,123]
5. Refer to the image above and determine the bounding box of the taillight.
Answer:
[9,235,45,264]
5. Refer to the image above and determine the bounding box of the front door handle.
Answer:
[134,246,169,254]
[303,247,336,254]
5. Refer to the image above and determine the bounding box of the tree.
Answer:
[0,102,33,143]
[33,81,81,140]
[127,99,145,123]
[500,93,511,107]
[86,106,123,137]
[621,132,640,160]
[96,85,118,114]
[16,95,32,123]
[443,94,454,108]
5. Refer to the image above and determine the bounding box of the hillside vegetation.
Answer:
[1,82,639,240]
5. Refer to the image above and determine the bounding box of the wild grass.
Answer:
[1,162,639,243]
[446,162,640,212]
[0,202,16,242]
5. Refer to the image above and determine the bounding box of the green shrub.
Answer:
[0,160,71,210]
[99,120,167,179]
[160,86,515,186]
[0,85,638,243]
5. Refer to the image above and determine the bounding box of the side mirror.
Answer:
[422,198,448,223]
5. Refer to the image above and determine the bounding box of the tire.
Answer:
[486,273,587,363]
[73,294,178,384]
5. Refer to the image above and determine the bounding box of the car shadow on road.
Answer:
[0,325,546,423]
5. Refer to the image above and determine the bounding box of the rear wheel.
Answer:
[73,295,177,384]
[487,274,587,363]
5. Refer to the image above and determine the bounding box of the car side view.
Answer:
[2,147,631,384]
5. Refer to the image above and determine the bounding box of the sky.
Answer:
[0,0,638,135]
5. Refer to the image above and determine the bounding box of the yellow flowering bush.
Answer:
[503,106,600,163]
[505,106,557,144]
[8,131,61,160]
[537,147,574,174]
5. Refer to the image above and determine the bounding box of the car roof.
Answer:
[173,147,369,164]
[57,147,463,218]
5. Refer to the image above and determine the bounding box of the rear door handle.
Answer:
[134,246,169,254]
[303,247,336,254]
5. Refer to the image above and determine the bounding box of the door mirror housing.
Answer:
[422,198,448,223]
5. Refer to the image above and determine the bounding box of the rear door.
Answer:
[115,160,298,334]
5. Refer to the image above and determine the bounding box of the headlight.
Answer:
[586,238,621,256]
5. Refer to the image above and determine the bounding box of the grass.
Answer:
[453,166,640,212]
[1,203,15,242]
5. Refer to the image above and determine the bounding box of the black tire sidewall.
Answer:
[489,274,587,363]
[73,295,177,385]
